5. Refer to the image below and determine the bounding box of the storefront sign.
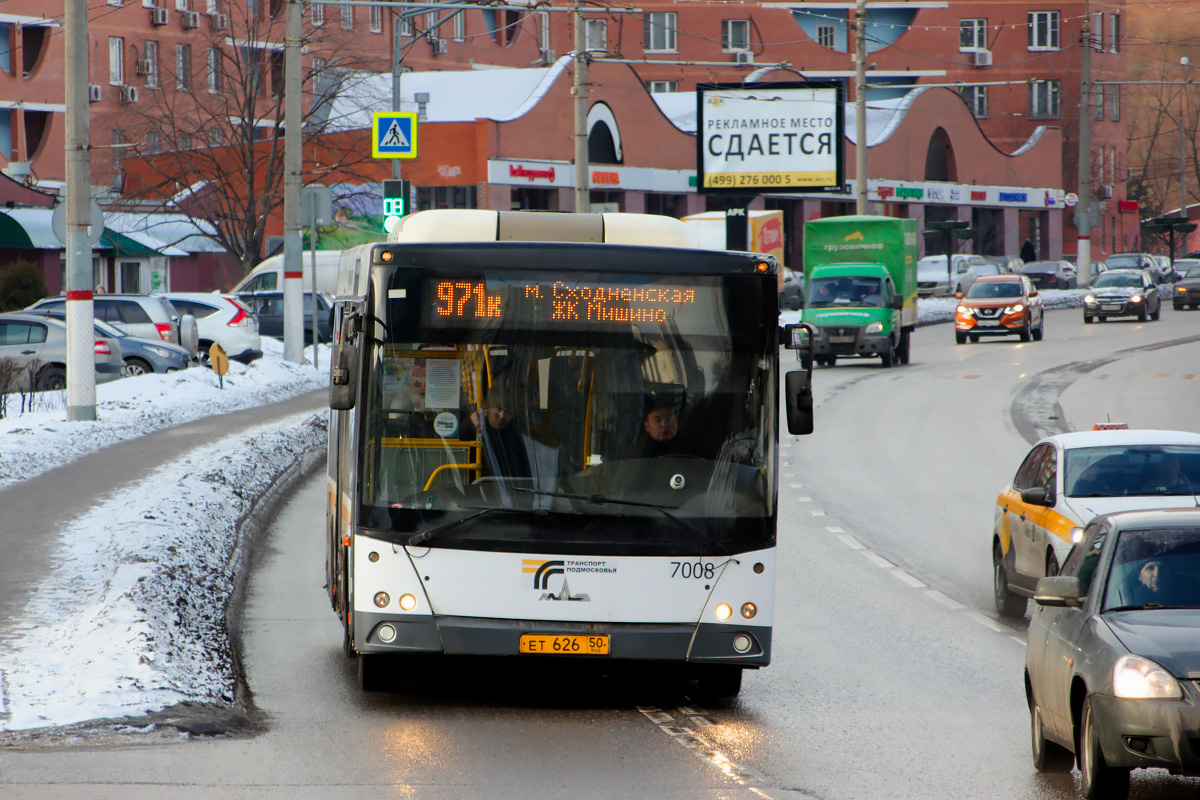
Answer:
[591,170,621,186]
[1118,200,1139,213]
[896,187,924,200]
[970,190,988,202]
[998,191,1028,203]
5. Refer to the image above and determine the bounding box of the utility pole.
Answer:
[282,0,303,363]
[854,0,868,214]
[573,0,589,213]
[393,12,405,184]
[1076,10,1094,285]
[64,0,95,421]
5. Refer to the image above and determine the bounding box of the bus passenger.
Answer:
[469,388,532,478]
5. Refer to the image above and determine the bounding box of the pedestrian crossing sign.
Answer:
[372,112,418,159]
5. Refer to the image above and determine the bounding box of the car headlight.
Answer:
[1130,295,1143,303]
[1112,654,1182,699]
[1084,294,1096,304]
[864,321,883,334]
[145,346,174,358]
[1177,286,1188,292]
[957,305,974,316]
[1003,304,1025,314]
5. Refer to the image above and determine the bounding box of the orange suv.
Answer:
[954,275,1044,344]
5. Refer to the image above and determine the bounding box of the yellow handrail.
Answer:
[423,459,482,492]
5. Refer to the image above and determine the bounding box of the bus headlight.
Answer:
[399,593,418,611]
[714,603,733,621]
[374,592,390,608]
[732,634,753,653]
[741,602,757,619]
[377,624,397,643]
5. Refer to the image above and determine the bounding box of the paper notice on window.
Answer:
[423,358,460,409]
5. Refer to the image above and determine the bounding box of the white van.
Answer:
[230,250,344,295]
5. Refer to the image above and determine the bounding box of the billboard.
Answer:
[696,81,845,195]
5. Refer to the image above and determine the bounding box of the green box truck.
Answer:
[801,215,918,367]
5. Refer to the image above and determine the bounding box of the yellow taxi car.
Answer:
[993,428,1200,617]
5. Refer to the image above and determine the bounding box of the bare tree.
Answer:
[111,2,386,274]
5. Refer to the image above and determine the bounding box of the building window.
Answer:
[644,12,676,53]
[175,0,188,10]
[722,19,750,52]
[1028,79,1060,119]
[646,80,678,93]
[206,0,219,13]
[1092,12,1104,50]
[1110,85,1120,121]
[209,127,223,147]
[369,6,382,32]
[340,4,353,30]
[1098,147,1104,185]
[206,46,222,93]
[1027,11,1060,51]
[175,43,191,90]
[816,25,836,49]
[311,2,323,26]
[143,40,159,89]
[959,19,986,51]
[960,85,988,118]
[425,10,439,38]
[109,37,125,86]
[1095,84,1104,120]
[112,129,126,171]
[585,19,606,52]
[455,10,467,42]
[400,16,412,36]
[146,129,160,154]
[1109,13,1120,53]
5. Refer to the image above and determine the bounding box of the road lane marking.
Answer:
[797,496,813,502]
[922,589,965,610]
[890,570,927,589]
[836,533,864,550]
[637,707,778,798]
[860,551,894,568]
[810,510,826,517]
[965,611,1008,634]
[825,526,844,533]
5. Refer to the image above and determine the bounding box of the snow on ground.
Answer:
[0,338,329,491]
[0,293,1097,735]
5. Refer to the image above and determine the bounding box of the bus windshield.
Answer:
[356,266,777,556]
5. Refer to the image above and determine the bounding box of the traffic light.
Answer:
[382,179,410,233]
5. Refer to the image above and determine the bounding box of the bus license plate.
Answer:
[520,634,609,655]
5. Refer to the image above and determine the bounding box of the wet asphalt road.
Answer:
[2,306,1200,799]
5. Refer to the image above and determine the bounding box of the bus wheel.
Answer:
[695,666,743,702]
[359,653,386,692]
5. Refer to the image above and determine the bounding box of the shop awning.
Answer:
[0,207,186,256]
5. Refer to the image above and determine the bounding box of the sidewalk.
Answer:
[0,388,327,638]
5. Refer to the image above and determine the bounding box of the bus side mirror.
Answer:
[785,370,814,435]
[329,342,358,410]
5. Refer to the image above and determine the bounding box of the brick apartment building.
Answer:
[0,1,1130,286]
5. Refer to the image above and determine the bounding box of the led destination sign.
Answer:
[433,279,699,325]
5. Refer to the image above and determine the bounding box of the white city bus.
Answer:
[325,209,813,697]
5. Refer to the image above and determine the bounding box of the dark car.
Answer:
[1171,261,1200,310]
[1025,508,1200,800]
[22,308,191,375]
[1021,260,1078,290]
[235,290,333,343]
[1105,253,1163,284]
[779,268,803,311]
[1083,269,1162,323]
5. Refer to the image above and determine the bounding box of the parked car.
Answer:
[954,275,1044,344]
[980,255,1024,274]
[159,292,263,364]
[235,290,334,343]
[992,428,1200,618]
[1104,253,1162,284]
[1021,260,1078,290]
[952,262,1007,295]
[1025,508,1200,800]
[1171,260,1200,309]
[917,254,987,297]
[1152,254,1174,283]
[1082,269,1161,323]
[27,294,197,356]
[0,311,124,391]
[778,268,803,311]
[22,308,190,376]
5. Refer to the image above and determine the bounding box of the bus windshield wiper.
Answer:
[512,488,730,556]
[406,505,521,547]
